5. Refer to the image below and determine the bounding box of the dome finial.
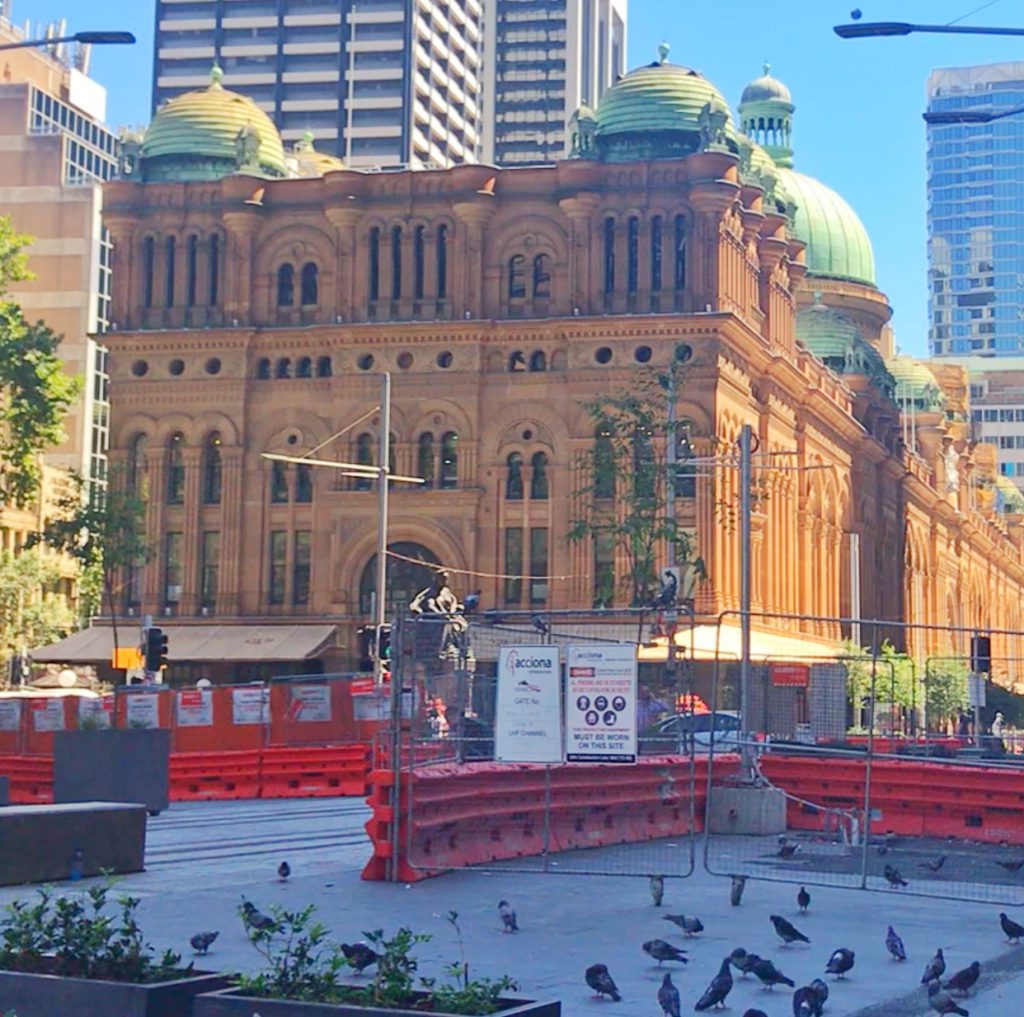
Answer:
[657,42,670,65]
[763,62,771,76]
[210,64,224,89]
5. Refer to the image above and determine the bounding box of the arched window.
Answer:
[390,225,402,300]
[300,262,318,305]
[594,425,615,500]
[508,350,526,372]
[316,355,332,378]
[257,357,271,380]
[296,356,312,378]
[532,254,551,299]
[359,541,440,616]
[202,432,222,504]
[528,350,546,372]
[186,235,198,307]
[530,451,549,500]
[127,433,148,493]
[633,426,655,498]
[440,431,458,489]
[417,433,435,488]
[270,460,289,502]
[436,224,448,300]
[508,255,526,300]
[603,217,615,294]
[208,234,220,306]
[165,235,176,307]
[413,225,425,300]
[166,432,185,504]
[368,227,381,302]
[355,432,374,490]
[627,216,639,294]
[651,216,663,292]
[506,452,524,500]
[277,264,295,306]
[295,463,313,503]
[275,357,291,379]
[142,236,155,309]
[674,215,687,291]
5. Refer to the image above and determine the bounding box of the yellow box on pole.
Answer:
[112,647,142,669]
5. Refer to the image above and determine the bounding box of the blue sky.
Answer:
[20,0,1024,357]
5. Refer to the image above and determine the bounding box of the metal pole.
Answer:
[739,424,752,769]
[374,372,391,685]
[859,639,879,891]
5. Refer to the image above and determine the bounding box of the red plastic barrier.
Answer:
[169,750,262,801]
[0,754,52,804]
[261,744,370,798]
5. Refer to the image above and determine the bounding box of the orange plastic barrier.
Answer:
[169,750,262,801]
[261,744,371,798]
[0,754,52,804]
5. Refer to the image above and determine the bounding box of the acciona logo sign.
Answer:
[503,649,555,670]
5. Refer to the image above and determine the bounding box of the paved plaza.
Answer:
[0,799,1021,1016]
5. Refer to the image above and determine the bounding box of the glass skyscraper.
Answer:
[927,62,1024,358]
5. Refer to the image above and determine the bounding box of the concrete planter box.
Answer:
[0,966,229,1017]
[53,728,170,815]
[195,987,561,1017]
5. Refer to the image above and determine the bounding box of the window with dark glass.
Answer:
[390,225,402,300]
[436,224,448,299]
[295,463,313,503]
[633,426,655,498]
[440,432,458,489]
[529,527,548,605]
[504,528,523,604]
[293,531,311,605]
[594,426,615,500]
[270,460,289,502]
[275,358,291,379]
[268,530,287,605]
[300,262,318,305]
[651,216,663,291]
[528,351,546,372]
[506,452,524,500]
[530,452,549,500]
[603,217,615,294]
[142,236,155,308]
[164,531,183,605]
[257,358,271,379]
[674,422,696,499]
[127,433,147,493]
[674,215,687,290]
[165,235,176,307]
[296,356,312,378]
[202,432,221,504]
[413,225,425,299]
[277,264,295,306]
[417,433,435,487]
[627,216,639,294]
[186,235,198,307]
[532,254,551,299]
[200,531,219,607]
[508,255,526,299]
[368,227,380,301]
[166,432,185,504]
[355,433,374,490]
[593,530,615,607]
[208,234,219,305]
[316,355,332,378]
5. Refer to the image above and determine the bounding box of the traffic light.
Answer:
[377,624,391,663]
[970,634,992,675]
[144,627,170,672]
[356,624,391,672]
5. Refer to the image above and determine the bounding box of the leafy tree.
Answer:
[923,657,968,730]
[568,361,706,608]
[31,470,153,656]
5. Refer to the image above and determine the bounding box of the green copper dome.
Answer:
[141,66,287,182]
[995,474,1024,514]
[887,356,945,411]
[740,65,792,106]
[776,168,875,287]
[796,299,861,361]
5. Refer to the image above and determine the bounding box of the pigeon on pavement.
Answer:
[921,948,946,985]
[886,925,907,961]
[277,861,290,881]
[920,855,947,873]
[241,900,277,933]
[996,858,1024,873]
[883,864,908,888]
[943,961,980,996]
[926,979,969,1016]
[792,985,824,1017]
[585,963,621,1001]
[658,972,681,1017]
[743,1011,769,1017]
[1000,912,1024,943]
[825,947,855,978]
[797,886,810,912]
[694,956,733,1011]
[341,942,380,974]
[498,900,519,932]
[643,939,688,966]
[190,931,218,955]
[730,874,747,906]
[778,841,800,859]
[729,948,762,977]
[750,957,794,989]
[771,914,810,945]
[663,913,703,937]
[650,875,665,907]
[809,979,829,1006]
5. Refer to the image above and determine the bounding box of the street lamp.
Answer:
[834,21,1024,40]
[0,30,136,53]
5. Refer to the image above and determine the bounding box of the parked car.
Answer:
[639,710,743,755]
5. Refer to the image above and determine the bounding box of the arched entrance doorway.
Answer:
[359,542,441,617]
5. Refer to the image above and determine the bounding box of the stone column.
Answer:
[143,448,166,610]
[221,210,261,326]
[179,448,202,615]
[325,206,362,322]
[558,194,600,316]
[219,448,245,615]
[104,219,136,330]
[688,183,738,314]
[452,200,495,319]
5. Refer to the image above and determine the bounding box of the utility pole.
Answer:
[739,424,753,775]
[374,372,391,685]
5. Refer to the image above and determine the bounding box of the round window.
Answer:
[357,354,375,371]
[634,345,652,363]
[205,357,222,375]
[595,347,613,364]
[397,352,413,370]
[436,351,453,369]
[169,358,185,376]
[131,360,149,377]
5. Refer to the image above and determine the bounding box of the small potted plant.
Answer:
[0,881,229,1017]
[195,905,559,1017]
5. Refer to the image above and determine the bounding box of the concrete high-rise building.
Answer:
[926,62,1024,358]
[0,9,116,494]
[482,0,627,166]
[152,0,484,170]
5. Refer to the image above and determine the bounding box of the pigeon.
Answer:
[825,947,855,978]
[498,899,518,932]
[771,914,810,945]
[241,900,276,933]
[1000,912,1024,943]
[943,961,980,996]
[729,948,762,978]
[190,930,218,955]
[530,614,550,636]
[663,913,703,937]
[797,886,810,912]
[996,858,1024,873]
[341,942,380,974]
[585,963,621,1001]
[926,979,969,1016]
[921,948,946,985]
[658,972,681,1017]
[463,591,481,614]
[743,1011,770,1017]
[921,855,947,873]
[750,956,794,990]
[643,939,688,966]
[650,874,665,907]
[809,979,829,1007]
[886,925,906,961]
[277,860,290,881]
[778,841,800,859]
[883,864,908,888]
[730,874,747,906]
[792,985,824,1017]
[694,956,733,1011]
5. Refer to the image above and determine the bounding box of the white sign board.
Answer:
[78,697,112,729]
[0,700,21,732]
[494,645,563,763]
[289,684,331,723]
[31,698,65,732]
[176,689,213,727]
[231,687,269,726]
[125,693,160,729]
[565,644,638,764]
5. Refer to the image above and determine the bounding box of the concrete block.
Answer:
[707,785,787,835]
[0,801,146,885]
[0,775,9,806]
